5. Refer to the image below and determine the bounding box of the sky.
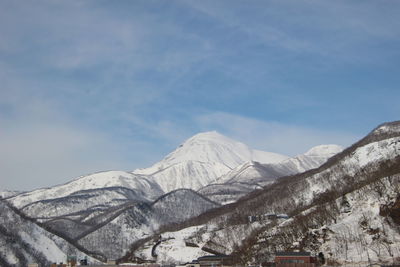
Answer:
[1,0,400,191]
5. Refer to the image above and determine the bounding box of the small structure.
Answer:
[80,258,88,265]
[197,255,233,267]
[186,260,200,267]
[67,255,77,266]
[275,252,316,267]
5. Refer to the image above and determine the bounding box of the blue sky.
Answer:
[1,0,400,190]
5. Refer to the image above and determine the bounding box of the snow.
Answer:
[282,144,343,173]
[131,128,400,264]
[304,144,343,158]
[0,200,100,266]
[372,122,400,136]
[0,190,20,198]
[215,144,342,187]
[143,161,232,193]
[351,137,400,167]
[10,171,163,208]
[2,130,353,264]
[10,132,342,209]
[136,132,288,173]
[20,229,66,263]
[306,137,400,203]
[251,149,289,164]
[136,225,211,264]
[317,175,400,264]
[133,131,289,192]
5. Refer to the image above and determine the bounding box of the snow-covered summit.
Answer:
[208,144,344,199]
[135,131,288,175]
[133,131,289,192]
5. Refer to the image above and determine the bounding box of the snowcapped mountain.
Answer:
[125,121,400,265]
[199,144,343,204]
[219,144,343,185]
[133,131,289,192]
[283,144,344,173]
[10,171,163,209]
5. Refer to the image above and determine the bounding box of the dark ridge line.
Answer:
[10,173,158,205]
[20,186,151,210]
[73,202,144,241]
[33,200,140,221]
[151,188,221,207]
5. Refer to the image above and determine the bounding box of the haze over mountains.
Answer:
[2,122,400,266]
[8,131,340,208]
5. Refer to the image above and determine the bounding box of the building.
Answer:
[197,255,233,267]
[185,260,200,267]
[274,252,316,267]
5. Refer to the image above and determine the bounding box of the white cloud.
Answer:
[185,0,400,62]
[195,112,360,156]
[0,0,394,192]
[0,87,136,191]
[0,112,135,191]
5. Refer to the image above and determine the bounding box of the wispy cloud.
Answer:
[0,0,398,190]
[0,88,135,190]
[184,0,400,63]
[195,112,360,156]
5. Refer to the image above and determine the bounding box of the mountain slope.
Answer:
[77,189,220,260]
[0,200,99,266]
[20,186,151,220]
[10,171,164,209]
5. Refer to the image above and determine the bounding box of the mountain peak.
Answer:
[161,131,288,168]
[182,131,238,148]
[189,130,222,139]
[159,131,254,169]
[133,131,288,192]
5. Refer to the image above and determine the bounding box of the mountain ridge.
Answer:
[121,121,400,265]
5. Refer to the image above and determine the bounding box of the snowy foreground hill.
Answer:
[3,123,400,265]
[0,200,100,266]
[124,121,400,265]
